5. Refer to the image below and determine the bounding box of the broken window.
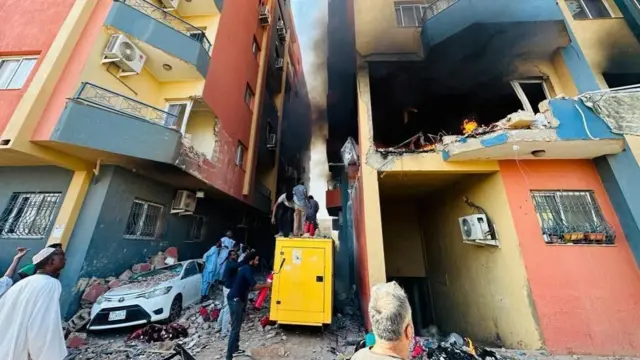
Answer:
[0,192,61,238]
[531,190,615,245]
[511,79,550,113]
[124,199,165,240]
[566,0,613,19]
[165,101,193,133]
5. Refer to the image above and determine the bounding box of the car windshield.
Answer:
[130,263,184,281]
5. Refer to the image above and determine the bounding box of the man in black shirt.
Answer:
[216,250,239,337]
[225,251,270,359]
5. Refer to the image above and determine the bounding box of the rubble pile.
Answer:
[406,328,500,360]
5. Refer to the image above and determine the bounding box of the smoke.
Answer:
[301,0,330,219]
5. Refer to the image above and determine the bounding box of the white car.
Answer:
[88,260,204,330]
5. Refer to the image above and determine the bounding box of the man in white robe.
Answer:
[216,230,236,281]
[0,247,68,360]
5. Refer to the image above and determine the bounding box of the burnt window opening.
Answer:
[603,73,640,88]
[511,79,551,113]
[370,74,533,150]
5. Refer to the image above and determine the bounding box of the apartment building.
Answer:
[0,0,310,318]
[327,0,640,355]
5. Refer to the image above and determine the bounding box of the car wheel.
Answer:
[168,295,183,323]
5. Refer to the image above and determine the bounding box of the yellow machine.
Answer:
[268,237,334,326]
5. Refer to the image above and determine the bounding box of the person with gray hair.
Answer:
[352,282,414,360]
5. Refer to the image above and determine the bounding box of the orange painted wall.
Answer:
[203,0,267,200]
[34,0,112,141]
[0,0,75,136]
[500,160,640,355]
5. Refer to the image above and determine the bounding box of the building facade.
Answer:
[327,0,640,355]
[0,0,310,318]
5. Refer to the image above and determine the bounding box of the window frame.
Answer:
[244,85,255,111]
[0,192,62,239]
[0,56,38,90]
[181,261,200,279]
[123,199,166,240]
[235,142,247,168]
[510,79,551,113]
[164,100,193,134]
[394,2,428,27]
[530,190,614,244]
[189,215,206,242]
[572,0,614,19]
[252,36,261,59]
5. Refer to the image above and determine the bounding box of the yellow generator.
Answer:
[269,237,333,326]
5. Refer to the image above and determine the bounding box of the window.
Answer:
[511,79,551,113]
[187,28,207,46]
[394,2,428,27]
[531,190,615,245]
[182,261,199,279]
[190,215,206,241]
[0,192,61,238]
[252,36,260,58]
[164,101,193,133]
[235,142,247,168]
[566,0,613,19]
[0,57,37,90]
[195,260,204,273]
[244,85,255,110]
[124,199,165,240]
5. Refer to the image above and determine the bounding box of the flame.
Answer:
[465,337,476,356]
[462,119,478,135]
[423,143,436,151]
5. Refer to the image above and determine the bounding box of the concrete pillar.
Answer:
[48,170,93,248]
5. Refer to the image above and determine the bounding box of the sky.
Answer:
[290,0,324,78]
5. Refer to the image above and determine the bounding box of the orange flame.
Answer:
[462,119,478,135]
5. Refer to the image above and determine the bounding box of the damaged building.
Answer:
[327,0,640,356]
[0,0,311,319]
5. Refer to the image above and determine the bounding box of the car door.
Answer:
[181,261,201,305]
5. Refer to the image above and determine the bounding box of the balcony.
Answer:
[421,0,569,63]
[51,83,182,163]
[104,0,212,80]
[176,0,221,16]
[440,98,625,162]
[326,181,342,217]
[253,181,273,213]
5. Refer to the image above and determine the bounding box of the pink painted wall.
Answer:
[500,160,640,355]
[0,0,75,136]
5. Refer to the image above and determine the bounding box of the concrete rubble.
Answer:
[65,289,365,360]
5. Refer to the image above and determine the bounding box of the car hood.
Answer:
[105,273,178,297]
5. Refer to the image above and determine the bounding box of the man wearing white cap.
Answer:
[0,246,68,360]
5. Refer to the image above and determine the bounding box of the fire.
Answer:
[422,143,436,151]
[462,119,478,135]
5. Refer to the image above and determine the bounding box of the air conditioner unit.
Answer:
[458,214,499,247]
[259,6,271,26]
[172,190,197,214]
[103,34,147,76]
[277,22,287,41]
[160,0,179,10]
[275,58,284,70]
[267,133,277,149]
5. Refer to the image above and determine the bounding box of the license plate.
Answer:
[108,310,126,321]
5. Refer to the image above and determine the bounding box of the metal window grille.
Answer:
[124,199,165,239]
[0,192,62,238]
[566,0,613,19]
[191,216,206,241]
[531,190,615,244]
[394,3,427,27]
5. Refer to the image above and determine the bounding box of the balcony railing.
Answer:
[256,181,272,199]
[74,82,179,129]
[118,0,212,53]
[422,0,459,22]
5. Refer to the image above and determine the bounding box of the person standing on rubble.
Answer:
[0,247,29,298]
[0,247,68,360]
[216,230,236,282]
[215,249,240,337]
[225,251,271,359]
[352,282,414,360]
[201,240,222,303]
[292,180,308,236]
[304,195,320,237]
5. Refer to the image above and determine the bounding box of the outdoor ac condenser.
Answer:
[458,214,499,247]
[172,190,197,214]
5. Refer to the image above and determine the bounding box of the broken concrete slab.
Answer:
[66,332,88,349]
[119,269,134,281]
[68,308,92,332]
[132,263,152,274]
[81,281,109,304]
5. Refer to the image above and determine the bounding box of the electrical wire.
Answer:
[574,103,599,140]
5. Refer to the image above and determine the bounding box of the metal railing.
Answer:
[74,82,179,129]
[119,0,212,53]
[422,0,460,22]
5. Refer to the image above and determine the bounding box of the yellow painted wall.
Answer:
[559,0,640,89]
[418,173,542,349]
[380,198,427,277]
[354,0,424,59]
[185,110,216,158]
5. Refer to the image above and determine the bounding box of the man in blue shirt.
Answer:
[216,249,240,337]
[225,251,270,359]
